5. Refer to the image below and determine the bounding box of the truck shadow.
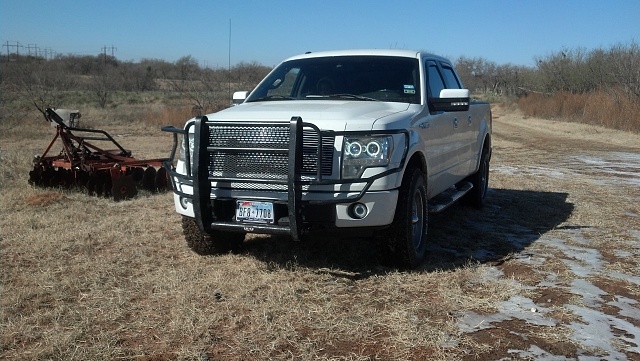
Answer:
[239,188,575,277]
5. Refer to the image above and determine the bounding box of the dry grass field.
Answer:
[1,104,639,360]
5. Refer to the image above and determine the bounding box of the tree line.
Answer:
[454,41,639,103]
[0,54,272,114]
[1,41,638,115]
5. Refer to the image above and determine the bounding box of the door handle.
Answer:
[419,122,429,129]
[453,118,458,129]
[468,115,472,126]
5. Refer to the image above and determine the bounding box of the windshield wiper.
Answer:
[316,93,379,101]
[249,95,296,102]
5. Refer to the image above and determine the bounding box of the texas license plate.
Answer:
[235,200,274,223]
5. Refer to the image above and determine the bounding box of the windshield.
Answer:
[246,56,421,104]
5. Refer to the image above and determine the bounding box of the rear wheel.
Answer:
[384,168,428,269]
[464,146,490,209]
[181,217,245,255]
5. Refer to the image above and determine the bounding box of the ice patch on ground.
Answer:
[457,227,640,358]
[504,345,575,361]
[567,304,640,360]
[492,165,569,179]
[543,236,604,278]
[570,151,640,186]
[458,295,556,333]
[494,151,640,186]
[571,279,606,307]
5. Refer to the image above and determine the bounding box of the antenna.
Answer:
[228,18,232,102]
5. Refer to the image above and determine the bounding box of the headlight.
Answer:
[342,135,393,178]
[178,131,195,174]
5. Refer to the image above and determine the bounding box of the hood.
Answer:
[207,100,414,131]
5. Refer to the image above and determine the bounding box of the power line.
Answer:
[2,41,120,62]
[2,41,23,60]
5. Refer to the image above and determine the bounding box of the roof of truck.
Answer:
[284,49,450,63]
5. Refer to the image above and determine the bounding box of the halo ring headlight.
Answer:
[348,141,363,157]
[366,140,381,157]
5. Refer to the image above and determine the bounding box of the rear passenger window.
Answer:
[441,65,462,89]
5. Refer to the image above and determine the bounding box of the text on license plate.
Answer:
[235,200,274,223]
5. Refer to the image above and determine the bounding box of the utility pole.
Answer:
[44,47,54,60]
[102,45,117,65]
[2,41,23,61]
[102,46,107,65]
[2,41,8,62]
[27,44,39,57]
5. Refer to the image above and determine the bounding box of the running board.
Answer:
[428,182,473,213]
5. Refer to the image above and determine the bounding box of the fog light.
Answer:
[349,203,368,219]
[179,196,192,210]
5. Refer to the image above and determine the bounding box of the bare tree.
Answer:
[609,41,640,99]
[2,60,77,116]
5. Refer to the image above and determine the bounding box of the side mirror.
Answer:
[431,89,470,112]
[232,91,249,105]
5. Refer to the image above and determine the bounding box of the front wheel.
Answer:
[181,217,245,255]
[384,168,428,269]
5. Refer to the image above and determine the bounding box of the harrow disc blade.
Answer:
[130,167,145,183]
[112,176,137,201]
[58,169,74,189]
[41,168,56,187]
[76,170,90,190]
[142,167,157,192]
[155,167,170,191]
[86,177,97,195]
[103,175,113,198]
[28,167,43,186]
[94,173,107,197]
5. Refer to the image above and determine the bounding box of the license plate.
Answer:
[235,200,274,223]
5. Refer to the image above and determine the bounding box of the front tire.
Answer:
[384,168,428,269]
[181,217,245,255]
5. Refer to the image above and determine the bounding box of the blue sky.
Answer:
[1,0,639,68]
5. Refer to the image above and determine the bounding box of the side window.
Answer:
[441,65,462,89]
[426,62,445,98]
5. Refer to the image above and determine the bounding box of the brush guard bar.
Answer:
[162,116,408,240]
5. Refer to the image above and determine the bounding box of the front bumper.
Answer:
[162,116,407,240]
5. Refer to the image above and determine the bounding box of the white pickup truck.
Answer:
[162,49,492,268]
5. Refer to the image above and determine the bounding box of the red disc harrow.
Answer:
[29,108,170,201]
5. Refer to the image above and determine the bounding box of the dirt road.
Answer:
[443,106,640,360]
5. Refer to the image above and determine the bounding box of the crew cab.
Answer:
[162,49,492,268]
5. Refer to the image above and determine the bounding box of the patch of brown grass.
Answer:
[518,90,640,132]
[25,192,67,206]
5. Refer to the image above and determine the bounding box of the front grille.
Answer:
[209,124,289,148]
[207,122,334,182]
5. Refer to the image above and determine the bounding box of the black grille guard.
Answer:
[162,116,409,240]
